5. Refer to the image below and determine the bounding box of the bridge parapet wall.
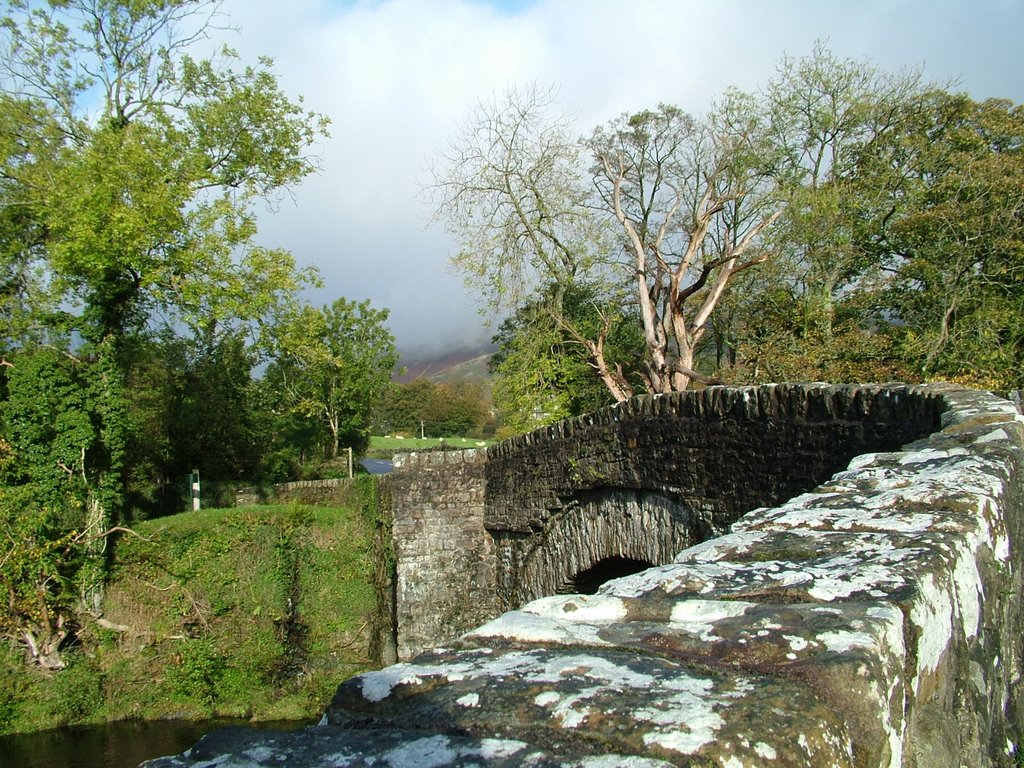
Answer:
[388,385,947,660]
[485,384,944,534]
[324,384,1024,766]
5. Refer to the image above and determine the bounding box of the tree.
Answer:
[762,45,922,336]
[269,298,399,459]
[1,0,326,348]
[693,46,929,384]
[489,281,641,433]
[0,0,327,666]
[0,347,127,666]
[427,84,610,314]
[587,102,785,394]
[429,86,786,401]
[376,378,491,438]
[858,92,1024,388]
[426,86,632,403]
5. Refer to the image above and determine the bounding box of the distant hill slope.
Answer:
[396,346,495,386]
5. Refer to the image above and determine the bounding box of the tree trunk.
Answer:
[81,492,108,614]
[329,413,340,459]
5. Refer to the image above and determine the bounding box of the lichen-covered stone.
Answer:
[391,384,947,657]
[326,646,855,767]
[140,724,678,767]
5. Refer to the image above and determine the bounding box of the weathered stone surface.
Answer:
[392,384,945,657]
[141,723,678,767]
[143,384,1024,767]
[235,477,355,507]
[325,646,855,767]
[387,449,494,660]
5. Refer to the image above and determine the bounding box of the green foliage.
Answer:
[148,331,266,498]
[859,93,1024,388]
[490,282,642,435]
[0,0,327,346]
[46,653,103,725]
[0,501,380,733]
[0,484,81,668]
[699,52,1024,391]
[0,347,127,666]
[0,0,329,665]
[0,643,26,730]
[703,45,925,384]
[266,298,399,459]
[376,378,490,438]
[432,45,1024,395]
[166,639,225,714]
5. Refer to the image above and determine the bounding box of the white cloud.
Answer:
[216,0,1024,355]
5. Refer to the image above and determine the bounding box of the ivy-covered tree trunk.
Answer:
[0,350,114,668]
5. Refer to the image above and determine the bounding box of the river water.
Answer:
[0,718,313,768]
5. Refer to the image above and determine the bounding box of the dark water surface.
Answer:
[0,718,314,768]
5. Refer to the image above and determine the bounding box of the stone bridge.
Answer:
[385,384,947,661]
[147,383,1024,768]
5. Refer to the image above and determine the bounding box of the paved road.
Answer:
[359,458,394,475]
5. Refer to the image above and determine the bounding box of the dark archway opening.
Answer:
[558,557,654,595]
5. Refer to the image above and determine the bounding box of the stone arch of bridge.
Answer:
[556,556,654,595]
[511,489,705,608]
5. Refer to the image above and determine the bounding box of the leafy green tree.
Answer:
[489,282,641,434]
[268,298,399,459]
[760,43,925,343]
[377,379,435,436]
[0,0,326,666]
[428,381,490,437]
[0,347,125,665]
[858,92,1024,387]
[1,0,326,348]
[376,378,490,438]
[165,332,262,487]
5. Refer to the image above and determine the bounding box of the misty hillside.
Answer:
[396,346,495,386]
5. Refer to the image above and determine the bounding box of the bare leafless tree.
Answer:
[428,87,785,401]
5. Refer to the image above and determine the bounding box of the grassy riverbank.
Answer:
[0,494,382,734]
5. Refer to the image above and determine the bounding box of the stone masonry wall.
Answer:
[146,384,1024,767]
[390,384,944,657]
[485,384,944,534]
[235,477,354,507]
[385,449,493,661]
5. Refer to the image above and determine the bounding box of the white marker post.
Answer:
[191,469,201,512]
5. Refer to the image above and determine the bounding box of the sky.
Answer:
[214,0,1024,357]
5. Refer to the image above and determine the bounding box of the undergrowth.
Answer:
[0,499,379,734]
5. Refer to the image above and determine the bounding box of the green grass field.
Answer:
[369,435,495,451]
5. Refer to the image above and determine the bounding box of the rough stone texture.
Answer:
[143,383,1024,768]
[485,385,942,534]
[143,725,682,767]
[386,449,494,661]
[235,477,354,507]
[511,490,694,605]
[393,384,943,657]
